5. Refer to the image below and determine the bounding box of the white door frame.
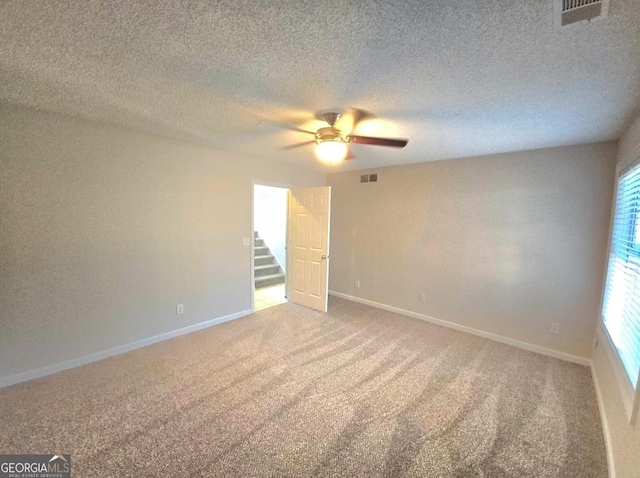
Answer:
[251,180,292,312]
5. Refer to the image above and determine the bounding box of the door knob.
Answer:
[321,255,329,260]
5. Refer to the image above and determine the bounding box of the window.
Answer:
[602,163,640,396]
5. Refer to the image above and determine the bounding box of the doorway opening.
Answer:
[253,184,288,311]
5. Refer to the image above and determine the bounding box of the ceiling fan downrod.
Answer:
[323,112,341,127]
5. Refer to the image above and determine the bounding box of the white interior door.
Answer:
[287,187,331,312]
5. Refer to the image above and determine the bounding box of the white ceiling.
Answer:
[1,0,639,172]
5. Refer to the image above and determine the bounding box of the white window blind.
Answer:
[603,163,640,389]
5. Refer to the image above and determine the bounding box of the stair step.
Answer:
[255,273,285,288]
[254,254,275,266]
[254,238,264,247]
[254,231,259,237]
[255,263,281,277]
[254,246,269,256]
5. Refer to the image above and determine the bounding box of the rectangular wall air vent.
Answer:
[555,0,609,28]
[360,174,378,184]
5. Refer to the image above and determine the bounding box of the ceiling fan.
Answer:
[279,108,408,164]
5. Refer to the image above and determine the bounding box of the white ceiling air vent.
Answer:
[554,0,609,29]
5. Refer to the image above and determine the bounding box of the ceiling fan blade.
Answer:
[345,148,356,160]
[348,135,408,148]
[335,108,372,135]
[281,140,316,150]
[260,120,316,136]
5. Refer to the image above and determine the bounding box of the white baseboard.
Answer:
[329,290,591,366]
[0,309,252,389]
[591,363,616,478]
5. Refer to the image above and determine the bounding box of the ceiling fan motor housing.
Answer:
[315,126,346,145]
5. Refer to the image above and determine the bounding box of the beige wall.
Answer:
[0,104,324,382]
[618,114,640,171]
[328,142,616,359]
[592,113,640,478]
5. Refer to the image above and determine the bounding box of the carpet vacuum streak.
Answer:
[0,297,607,477]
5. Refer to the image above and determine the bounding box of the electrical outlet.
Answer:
[418,293,426,302]
[176,304,184,315]
[550,323,560,335]
[242,237,250,246]
[355,280,360,288]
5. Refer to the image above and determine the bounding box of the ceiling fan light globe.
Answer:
[316,141,347,164]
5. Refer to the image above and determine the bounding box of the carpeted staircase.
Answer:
[254,231,285,289]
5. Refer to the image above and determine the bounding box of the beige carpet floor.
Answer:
[0,297,607,477]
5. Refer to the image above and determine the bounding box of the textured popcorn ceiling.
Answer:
[1,0,639,171]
